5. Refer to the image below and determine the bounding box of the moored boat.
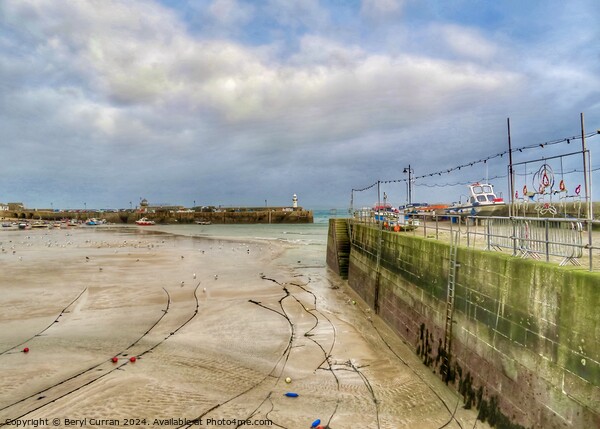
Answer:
[135,217,156,226]
[372,203,419,231]
[445,182,505,216]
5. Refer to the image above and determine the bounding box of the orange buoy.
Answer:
[23,347,29,353]
[111,357,118,363]
[393,225,400,232]
[129,356,137,363]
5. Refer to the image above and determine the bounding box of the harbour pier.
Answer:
[328,217,600,429]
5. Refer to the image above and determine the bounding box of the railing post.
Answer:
[466,217,470,248]
[512,218,517,256]
[545,219,550,262]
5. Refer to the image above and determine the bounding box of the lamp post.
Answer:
[403,165,413,206]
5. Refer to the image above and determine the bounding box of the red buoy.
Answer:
[111,356,118,363]
[129,356,137,363]
[23,347,29,353]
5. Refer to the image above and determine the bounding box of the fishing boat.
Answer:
[373,203,419,231]
[445,183,505,216]
[135,217,156,226]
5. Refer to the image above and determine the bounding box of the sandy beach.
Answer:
[0,225,490,429]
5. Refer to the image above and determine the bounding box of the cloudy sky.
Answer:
[1,0,599,210]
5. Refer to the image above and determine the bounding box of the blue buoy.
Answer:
[311,419,321,428]
[284,392,299,397]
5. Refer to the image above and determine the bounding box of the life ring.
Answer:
[523,185,528,195]
[575,184,581,195]
[559,179,566,191]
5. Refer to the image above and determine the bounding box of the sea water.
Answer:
[150,208,348,268]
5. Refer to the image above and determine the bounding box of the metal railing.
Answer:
[351,211,599,271]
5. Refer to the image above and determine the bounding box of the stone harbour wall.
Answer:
[332,221,599,429]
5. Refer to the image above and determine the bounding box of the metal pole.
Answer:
[507,118,514,217]
[581,113,591,219]
[408,165,412,205]
[581,113,593,271]
[377,181,381,215]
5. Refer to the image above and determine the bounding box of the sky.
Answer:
[1,0,599,210]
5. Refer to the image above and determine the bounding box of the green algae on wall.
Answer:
[340,222,600,429]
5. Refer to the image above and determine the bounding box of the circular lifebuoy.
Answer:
[575,184,581,195]
[559,180,566,191]
[523,185,528,195]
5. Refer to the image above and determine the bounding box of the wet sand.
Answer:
[0,226,490,429]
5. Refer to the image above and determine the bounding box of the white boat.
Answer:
[195,220,211,225]
[135,217,156,226]
[445,183,505,216]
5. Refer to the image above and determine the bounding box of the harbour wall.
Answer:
[3,209,313,224]
[327,219,599,429]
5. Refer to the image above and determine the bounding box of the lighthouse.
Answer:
[292,194,298,209]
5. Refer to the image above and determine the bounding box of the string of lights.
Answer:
[352,131,599,192]
[412,166,600,188]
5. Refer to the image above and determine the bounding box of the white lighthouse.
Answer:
[292,194,298,209]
